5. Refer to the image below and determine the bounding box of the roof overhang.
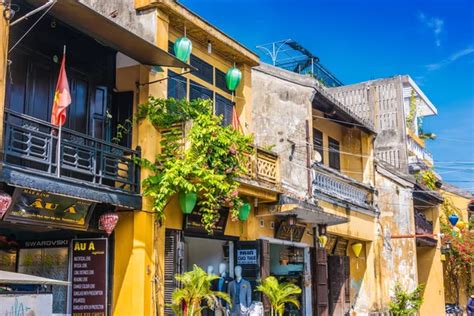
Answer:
[403,76,438,116]
[267,195,348,226]
[25,0,191,68]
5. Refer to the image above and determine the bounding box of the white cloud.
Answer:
[426,46,474,71]
[418,12,445,47]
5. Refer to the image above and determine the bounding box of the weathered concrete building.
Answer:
[252,63,381,315]
[329,76,445,315]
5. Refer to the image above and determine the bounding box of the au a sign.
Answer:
[5,188,94,230]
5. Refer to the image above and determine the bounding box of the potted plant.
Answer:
[256,276,301,316]
[170,265,230,316]
[388,283,424,316]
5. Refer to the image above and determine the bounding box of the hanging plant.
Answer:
[178,191,197,214]
[238,201,251,221]
[174,36,192,62]
[136,98,253,233]
[225,66,242,91]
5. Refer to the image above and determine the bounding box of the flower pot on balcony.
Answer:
[238,202,251,221]
[178,191,197,215]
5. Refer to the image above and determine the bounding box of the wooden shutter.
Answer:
[328,137,340,171]
[328,255,350,316]
[164,229,183,315]
[312,247,329,316]
[260,239,271,313]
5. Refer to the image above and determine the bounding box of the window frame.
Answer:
[328,137,341,171]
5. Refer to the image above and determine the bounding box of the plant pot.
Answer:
[178,191,197,214]
[238,202,251,221]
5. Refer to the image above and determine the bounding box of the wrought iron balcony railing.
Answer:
[3,109,141,194]
[312,164,373,210]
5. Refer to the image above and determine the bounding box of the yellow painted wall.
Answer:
[312,109,368,183]
[440,189,472,308]
[417,205,446,316]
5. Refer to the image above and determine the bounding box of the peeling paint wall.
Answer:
[252,65,314,199]
[374,164,418,312]
[80,0,157,43]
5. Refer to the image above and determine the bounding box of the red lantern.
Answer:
[0,192,12,219]
[99,213,119,235]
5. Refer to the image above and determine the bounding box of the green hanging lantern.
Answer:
[178,191,197,214]
[238,201,251,221]
[174,37,192,62]
[225,67,242,91]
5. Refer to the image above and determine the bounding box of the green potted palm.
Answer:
[170,265,230,316]
[256,276,301,316]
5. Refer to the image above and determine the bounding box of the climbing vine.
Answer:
[406,89,417,132]
[415,169,438,190]
[440,198,474,304]
[135,97,253,233]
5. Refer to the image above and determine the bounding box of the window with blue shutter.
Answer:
[167,70,187,100]
[190,54,213,84]
[189,80,213,101]
[215,68,232,94]
[215,93,233,126]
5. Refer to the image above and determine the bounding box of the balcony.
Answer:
[243,146,280,186]
[2,109,141,208]
[407,134,434,167]
[312,164,374,212]
[159,124,280,194]
[414,211,437,247]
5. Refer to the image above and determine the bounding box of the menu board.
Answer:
[71,238,108,316]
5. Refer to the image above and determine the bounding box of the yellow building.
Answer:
[440,183,474,309]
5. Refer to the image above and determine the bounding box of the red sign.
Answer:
[71,238,108,316]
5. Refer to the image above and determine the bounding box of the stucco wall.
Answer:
[252,65,314,199]
[80,0,157,43]
[375,164,418,312]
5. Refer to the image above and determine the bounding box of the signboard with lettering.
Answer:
[333,238,349,256]
[237,249,257,265]
[275,222,306,242]
[71,238,107,316]
[6,188,94,230]
[184,208,229,236]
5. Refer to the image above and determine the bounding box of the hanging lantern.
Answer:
[238,202,251,221]
[351,242,363,258]
[455,220,466,230]
[448,214,459,226]
[173,36,192,62]
[225,67,242,91]
[178,191,197,215]
[99,212,119,235]
[318,235,328,247]
[0,192,12,219]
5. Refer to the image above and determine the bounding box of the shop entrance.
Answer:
[268,241,311,316]
[183,236,234,277]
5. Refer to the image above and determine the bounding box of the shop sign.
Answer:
[237,249,257,265]
[71,238,107,316]
[333,238,349,256]
[20,239,69,248]
[275,222,306,242]
[184,208,229,236]
[6,188,94,230]
[0,294,53,315]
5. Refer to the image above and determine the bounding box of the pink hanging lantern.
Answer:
[99,212,119,235]
[0,192,12,219]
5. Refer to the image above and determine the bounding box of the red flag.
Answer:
[231,105,242,131]
[51,53,71,126]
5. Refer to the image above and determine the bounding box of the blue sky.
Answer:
[181,0,474,192]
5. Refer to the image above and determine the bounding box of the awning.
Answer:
[0,270,70,286]
[269,195,348,226]
[25,0,191,68]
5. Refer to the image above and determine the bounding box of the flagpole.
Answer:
[56,45,66,178]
